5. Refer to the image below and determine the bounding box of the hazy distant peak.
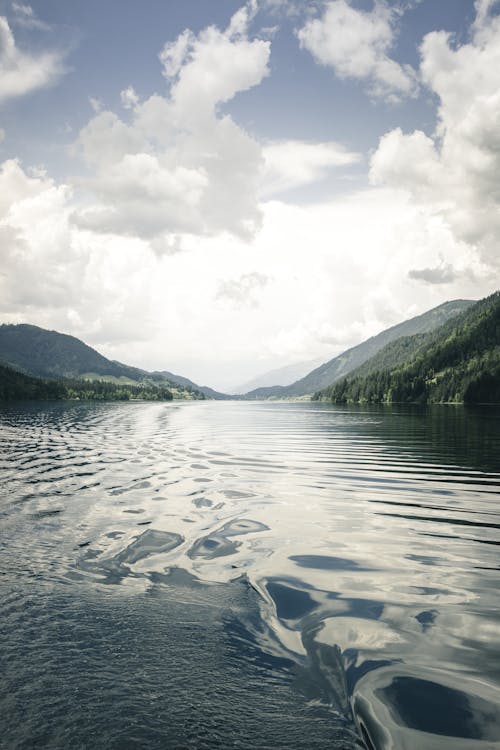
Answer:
[231,356,325,394]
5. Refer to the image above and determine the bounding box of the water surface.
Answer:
[1,401,500,749]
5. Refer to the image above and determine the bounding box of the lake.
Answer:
[1,400,500,749]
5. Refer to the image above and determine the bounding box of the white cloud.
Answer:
[0,160,160,345]
[73,3,270,247]
[369,127,440,196]
[370,2,500,270]
[120,85,140,110]
[0,160,81,311]
[0,158,47,215]
[297,0,418,102]
[261,139,361,196]
[77,110,144,167]
[159,29,192,79]
[159,1,268,124]
[0,15,64,103]
[75,152,209,240]
[474,0,500,28]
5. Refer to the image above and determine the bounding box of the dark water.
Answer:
[1,401,500,749]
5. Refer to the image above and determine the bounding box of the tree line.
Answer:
[0,365,175,402]
[314,292,500,405]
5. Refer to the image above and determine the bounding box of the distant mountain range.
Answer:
[232,357,325,394]
[0,324,227,400]
[314,291,500,405]
[243,299,475,398]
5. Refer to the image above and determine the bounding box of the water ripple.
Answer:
[1,401,500,749]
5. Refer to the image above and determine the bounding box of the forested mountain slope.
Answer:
[0,324,224,399]
[244,299,474,398]
[315,291,500,404]
[0,364,175,401]
[0,324,140,379]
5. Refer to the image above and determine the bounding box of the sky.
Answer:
[0,0,499,391]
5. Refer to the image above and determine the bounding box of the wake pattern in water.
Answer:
[1,401,500,749]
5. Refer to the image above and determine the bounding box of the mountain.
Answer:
[244,299,475,398]
[315,291,500,405]
[0,324,142,380]
[0,363,174,402]
[0,324,226,400]
[231,357,325,394]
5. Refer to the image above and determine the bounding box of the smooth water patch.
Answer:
[1,401,500,749]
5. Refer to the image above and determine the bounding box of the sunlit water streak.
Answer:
[1,401,500,749]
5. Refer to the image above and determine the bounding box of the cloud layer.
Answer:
[370,1,500,271]
[74,4,270,248]
[0,152,483,388]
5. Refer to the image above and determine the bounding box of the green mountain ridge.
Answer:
[0,324,226,400]
[0,363,175,402]
[315,291,500,405]
[244,299,475,399]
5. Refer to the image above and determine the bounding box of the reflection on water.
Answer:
[1,401,500,748]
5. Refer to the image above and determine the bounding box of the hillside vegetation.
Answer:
[0,324,220,400]
[244,299,474,398]
[314,292,500,405]
[0,364,176,402]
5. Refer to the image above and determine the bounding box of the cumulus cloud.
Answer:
[0,158,47,214]
[370,0,500,270]
[159,5,268,123]
[0,15,64,103]
[76,152,209,239]
[68,6,360,250]
[261,139,361,196]
[297,0,418,102]
[474,0,500,28]
[0,159,160,345]
[0,160,81,311]
[73,2,270,247]
[370,127,440,196]
[77,110,144,166]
